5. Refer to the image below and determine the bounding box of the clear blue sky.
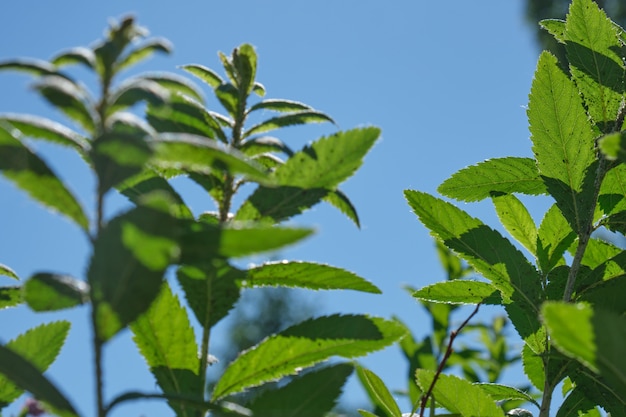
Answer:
[0,1,543,416]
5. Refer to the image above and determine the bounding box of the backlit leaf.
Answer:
[115,38,172,73]
[492,193,537,255]
[143,72,204,104]
[107,78,170,115]
[180,64,223,89]
[536,204,576,273]
[234,186,329,224]
[0,113,88,152]
[0,58,60,77]
[239,136,293,157]
[0,263,18,280]
[232,43,257,95]
[528,51,596,234]
[540,19,567,43]
[476,383,539,406]
[0,124,89,230]
[248,363,353,417]
[356,366,402,417]
[438,157,546,202]
[244,111,335,138]
[324,189,360,228]
[414,370,502,417]
[0,287,21,309]
[412,280,502,305]
[248,99,313,114]
[598,131,626,163]
[24,273,88,312]
[212,315,406,400]
[146,94,222,140]
[51,47,96,69]
[244,261,381,293]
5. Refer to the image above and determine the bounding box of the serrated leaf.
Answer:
[180,221,313,261]
[24,273,88,312]
[405,190,543,352]
[107,78,170,116]
[438,157,546,202]
[272,127,379,189]
[115,38,172,73]
[51,47,96,69]
[0,287,21,309]
[603,211,626,234]
[325,189,361,228]
[146,94,223,140]
[476,383,538,407]
[232,44,257,95]
[0,263,18,280]
[180,64,223,89]
[356,366,402,417]
[244,111,334,138]
[88,202,180,341]
[540,19,567,43]
[598,131,626,163]
[536,204,576,273]
[151,134,269,184]
[243,261,381,293]
[0,113,88,151]
[598,163,626,217]
[131,281,201,417]
[0,124,89,230]
[556,387,599,417]
[0,322,71,410]
[143,72,204,103]
[33,75,96,134]
[565,0,625,131]
[0,58,60,77]
[412,280,502,305]
[414,370,502,417]
[543,301,626,403]
[248,363,353,417]
[212,315,406,400]
[569,368,626,416]
[492,194,537,255]
[234,186,329,224]
[248,99,314,114]
[239,136,294,157]
[0,344,77,417]
[177,261,242,329]
[528,51,596,234]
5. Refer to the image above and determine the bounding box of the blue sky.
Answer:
[0,2,544,416]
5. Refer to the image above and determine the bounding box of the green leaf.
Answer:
[151,134,269,184]
[492,194,537,255]
[414,370,502,417]
[91,128,153,194]
[115,38,172,73]
[557,387,600,417]
[602,210,626,234]
[146,93,220,139]
[476,383,539,407]
[244,111,335,138]
[412,280,502,305]
[234,186,329,224]
[248,99,314,114]
[88,202,180,341]
[0,58,61,77]
[543,301,626,404]
[358,411,382,417]
[0,113,88,152]
[324,189,361,228]
[356,366,402,417]
[540,19,567,43]
[438,157,546,202]
[107,78,170,116]
[180,221,314,261]
[273,127,380,189]
[565,0,625,131]
[598,131,626,163]
[248,363,354,417]
[404,190,544,352]
[143,73,204,104]
[239,136,293,157]
[212,315,406,400]
[219,51,237,86]
[131,282,201,417]
[232,43,257,95]
[0,344,77,416]
[51,47,96,69]
[177,261,243,329]
[536,204,576,273]
[32,75,96,134]
[528,51,596,234]
[0,322,71,411]
[180,64,223,89]
[0,287,21,309]
[24,273,88,312]
[598,163,626,217]
[0,263,18,280]
[243,261,381,293]
[0,124,89,231]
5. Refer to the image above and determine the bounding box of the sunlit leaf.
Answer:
[239,136,293,157]
[180,64,223,89]
[598,131,626,163]
[248,99,313,114]
[243,261,381,293]
[232,43,257,95]
[146,94,223,140]
[212,315,406,400]
[248,363,353,417]
[0,263,18,280]
[143,72,204,104]
[0,287,21,309]
[476,383,539,406]
[414,370,502,417]
[0,124,89,230]
[438,157,546,202]
[234,186,329,224]
[412,280,501,305]
[107,78,170,115]
[540,19,567,43]
[0,58,60,77]
[215,83,238,117]
[536,204,576,273]
[356,366,402,417]
[51,47,96,69]
[492,194,537,256]
[244,111,334,138]
[115,38,172,73]
[131,282,201,417]
[24,273,88,312]
[0,113,88,151]
[324,189,361,228]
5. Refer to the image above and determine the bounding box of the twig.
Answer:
[411,303,481,417]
